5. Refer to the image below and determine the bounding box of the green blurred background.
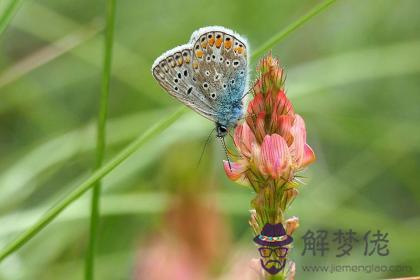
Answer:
[0,0,419,279]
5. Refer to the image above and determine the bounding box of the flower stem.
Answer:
[85,0,116,279]
[251,0,337,62]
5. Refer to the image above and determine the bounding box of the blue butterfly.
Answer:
[151,26,249,138]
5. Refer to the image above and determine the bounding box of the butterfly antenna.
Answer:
[198,127,216,168]
[219,137,232,171]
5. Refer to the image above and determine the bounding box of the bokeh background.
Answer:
[0,0,419,279]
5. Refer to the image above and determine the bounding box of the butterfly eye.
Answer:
[187,87,193,94]
[233,60,240,67]
[240,70,245,75]
[210,93,217,100]
[174,86,179,91]
[183,70,188,77]
[225,60,231,66]
[223,84,227,89]
[218,125,227,134]
[219,57,224,62]
[177,73,182,79]
[174,78,178,83]
[206,55,211,62]
[203,82,209,89]
[230,79,235,85]
[205,70,210,76]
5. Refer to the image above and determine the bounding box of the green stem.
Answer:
[251,0,337,62]
[0,107,187,262]
[0,0,23,36]
[85,0,116,279]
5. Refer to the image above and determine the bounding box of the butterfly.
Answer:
[151,26,249,138]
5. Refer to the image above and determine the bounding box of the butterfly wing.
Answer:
[152,44,217,121]
[189,26,249,105]
[151,26,249,125]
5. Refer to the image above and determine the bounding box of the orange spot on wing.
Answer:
[177,58,183,66]
[216,38,223,48]
[224,40,232,49]
[235,47,244,54]
[195,50,204,58]
[208,37,215,46]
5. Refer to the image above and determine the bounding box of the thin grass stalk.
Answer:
[85,0,116,279]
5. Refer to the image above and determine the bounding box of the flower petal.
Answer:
[301,144,316,168]
[247,93,264,116]
[277,115,294,145]
[259,134,291,179]
[251,143,263,174]
[223,160,247,181]
[234,122,256,158]
[290,115,307,167]
[255,112,266,143]
[285,216,300,236]
[274,89,294,116]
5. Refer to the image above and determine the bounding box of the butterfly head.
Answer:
[216,123,228,138]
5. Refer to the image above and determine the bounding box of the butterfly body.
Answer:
[213,72,245,136]
[151,26,249,137]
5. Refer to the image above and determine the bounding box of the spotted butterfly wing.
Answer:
[152,26,249,130]
[152,45,217,120]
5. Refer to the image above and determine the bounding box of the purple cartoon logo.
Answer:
[253,223,293,275]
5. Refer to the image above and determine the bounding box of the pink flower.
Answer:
[223,53,316,279]
[224,54,315,186]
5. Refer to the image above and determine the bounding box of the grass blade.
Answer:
[251,0,337,62]
[85,0,116,279]
[0,0,23,36]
